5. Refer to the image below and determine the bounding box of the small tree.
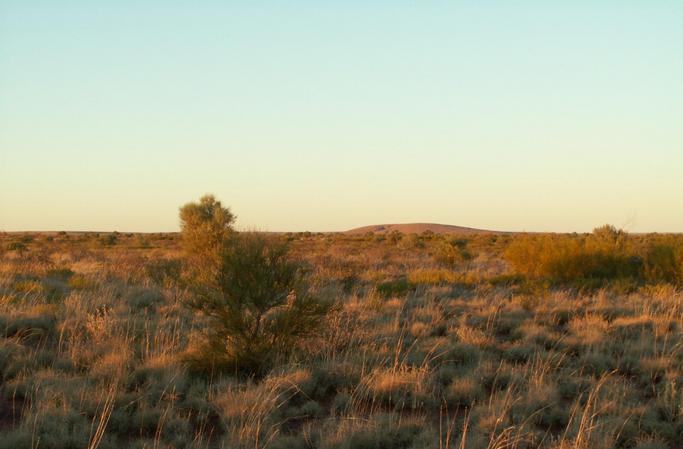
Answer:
[180,194,236,284]
[180,196,335,375]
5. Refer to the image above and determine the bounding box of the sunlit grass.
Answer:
[0,230,681,448]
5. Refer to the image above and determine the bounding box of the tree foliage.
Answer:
[179,194,235,283]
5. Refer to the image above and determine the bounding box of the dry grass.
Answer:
[0,231,681,448]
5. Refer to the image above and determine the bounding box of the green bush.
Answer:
[1,313,56,342]
[376,277,413,299]
[180,195,336,376]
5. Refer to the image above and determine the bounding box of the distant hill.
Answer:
[344,223,500,235]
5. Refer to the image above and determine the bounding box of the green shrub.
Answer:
[1,313,56,342]
[180,195,336,376]
[186,233,335,375]
[376,277,413,298]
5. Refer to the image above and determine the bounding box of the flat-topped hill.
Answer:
[344,223,499,235]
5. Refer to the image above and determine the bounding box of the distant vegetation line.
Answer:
[0,197,682,448]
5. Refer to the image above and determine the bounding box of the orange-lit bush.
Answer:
[504,226,650,283]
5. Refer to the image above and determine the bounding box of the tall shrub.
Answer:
[180,196,335,375]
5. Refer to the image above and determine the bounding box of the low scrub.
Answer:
[433,237,473,268]
[504,225,683,285]
[375,277,413,298]
[1,213,682,448]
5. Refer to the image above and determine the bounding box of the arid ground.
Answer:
[0,229,681,449]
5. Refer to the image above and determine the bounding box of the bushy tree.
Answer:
[180,194,236,284]
[180,195,335,376]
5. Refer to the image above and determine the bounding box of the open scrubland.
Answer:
[1,224,682,449]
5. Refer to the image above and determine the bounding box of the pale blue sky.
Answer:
[1,2,682,232]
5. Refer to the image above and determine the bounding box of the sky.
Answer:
[1,1,682,233]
